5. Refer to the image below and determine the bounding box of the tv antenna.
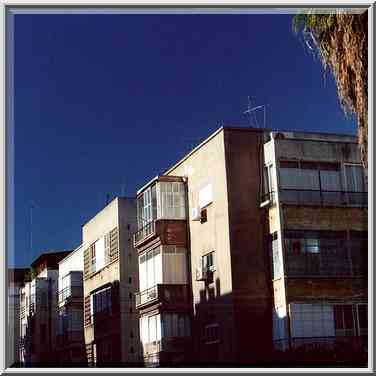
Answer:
[244,96,266,128]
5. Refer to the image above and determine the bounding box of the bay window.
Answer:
[137,180,186,230]
[140,313,190,346]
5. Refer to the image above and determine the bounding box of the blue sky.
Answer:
[13,13,357,267]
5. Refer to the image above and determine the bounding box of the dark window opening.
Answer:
[200,208,207,223]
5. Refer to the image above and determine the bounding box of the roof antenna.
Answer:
[244,96,266,128]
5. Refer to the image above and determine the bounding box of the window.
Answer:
[128,277,132,284]
[137,186,157,229]
[158,181,186,219]
[264,164,276,194]
[139,247,162,292]
[202,252,215,272]
[345,164,366,192]
[162,313,190,338]
[140,314,161,345]
[279,161,343,205]
[270,233,282,280]
[200,208,207,223]
[91,286,112,322]
[204,324,220,344]
[284,231,350,276]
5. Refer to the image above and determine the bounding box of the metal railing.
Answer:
[285,253,353,277]
[58,286,83,304]
[136,285,158,307]
[142,336,188,356]
[135,284,189,309]
[279,189,367,207]
[274,335,367,357]
[134,220,156,246]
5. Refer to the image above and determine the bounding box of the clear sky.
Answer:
[13,12,357,267]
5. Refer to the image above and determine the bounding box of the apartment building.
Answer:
[8,268,30,367]
[135,127,272,366]
[56,245,86,365]
[262,131,368,363]
[134,176,192,366]
[19,251,71,366]
[134,126,368,366]
[82,197,141,367]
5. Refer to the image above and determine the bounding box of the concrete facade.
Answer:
[263,130,368,363]
[19,251,71,366]
[164,128,271,365]
[82,197,141,366]
[56,245,86,365]
[8,268,30,367]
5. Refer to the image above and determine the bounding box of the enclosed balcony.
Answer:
[136,245,189,310]
[136,284,189,310]
[134,176,187,248]
[58,271,83,307]
[140,312,191,360]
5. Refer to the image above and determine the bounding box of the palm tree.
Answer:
[293,10,368,167]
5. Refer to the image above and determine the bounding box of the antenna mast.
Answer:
[243,96,266,128]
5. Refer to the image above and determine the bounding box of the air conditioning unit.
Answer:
[191,207,201,221]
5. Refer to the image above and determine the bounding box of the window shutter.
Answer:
[109,227,119,263]
[84,248,91,280]
[84,295,91,326]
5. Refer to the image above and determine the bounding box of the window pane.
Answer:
[346,165,365,192]
[305,238,320,253]
[149,315,156,343]
[320,170,341,191]
[156,314,161,341]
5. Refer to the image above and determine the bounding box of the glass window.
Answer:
[139,247,162,292]
[91,286,112,319]
[202,252,215,271]
[345,165,366,192]
[305,238,320,253]
[271,233,282,279]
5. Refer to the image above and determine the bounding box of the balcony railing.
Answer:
[134,221,156,246]
[143,336,189,356]
[58,286,83,304]
[279,189,367,207]
[285,253,354,277]
[135,284,189,309]
[274,335,367,361]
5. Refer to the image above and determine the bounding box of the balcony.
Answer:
[135,284,189,310]
[279,189,367,207]
[134,221,156,247]
[274,335,367,362]
[143,336,190,356]
[58,286,83,305]
[133,220,187,249]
